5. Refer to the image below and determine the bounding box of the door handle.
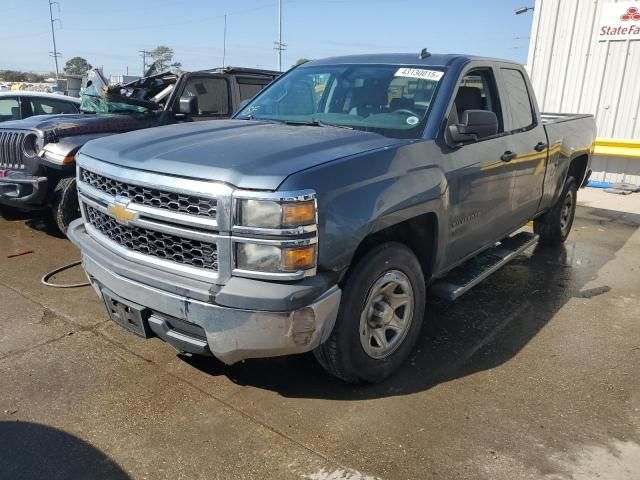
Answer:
[501,151,517,162]
[534,142,548,152]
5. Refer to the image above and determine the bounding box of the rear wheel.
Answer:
[314,242,426,383]
[534,176,577,245]
[52,177,80,235]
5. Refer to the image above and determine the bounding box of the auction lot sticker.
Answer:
[395,68,444,81]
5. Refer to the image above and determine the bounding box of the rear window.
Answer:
[501,68,534,130]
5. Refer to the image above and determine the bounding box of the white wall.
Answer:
[527,0,640,185]
[527,0,640,139]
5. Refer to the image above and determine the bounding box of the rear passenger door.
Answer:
[498,66,547,224]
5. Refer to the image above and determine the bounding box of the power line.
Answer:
[64,2,279,33]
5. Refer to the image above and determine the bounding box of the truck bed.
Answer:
[541,112,594,125]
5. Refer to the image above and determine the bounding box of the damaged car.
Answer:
[0,66,279,233]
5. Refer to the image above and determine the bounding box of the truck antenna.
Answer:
[419,48,431,60]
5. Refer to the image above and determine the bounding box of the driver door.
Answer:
[441,67,517,267]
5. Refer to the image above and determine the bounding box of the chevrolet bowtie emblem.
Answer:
[107,200,137,224]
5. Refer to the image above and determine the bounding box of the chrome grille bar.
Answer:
[79,167,218,219]
[0,130,25,169]
[85,205,219,271]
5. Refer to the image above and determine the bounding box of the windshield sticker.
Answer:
[406,116,420,125]
[394,68,444,81]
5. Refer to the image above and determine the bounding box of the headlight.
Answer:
[236,243,316,273]
[232,190,318,280]
[22,134,43,158]
[238,199,315,228]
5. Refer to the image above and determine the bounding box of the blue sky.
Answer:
[1,0,535,76]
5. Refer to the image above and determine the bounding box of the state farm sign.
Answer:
[598,2,640,41]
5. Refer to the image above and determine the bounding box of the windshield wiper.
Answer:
[284,119,353,130]
[237,114,254,120]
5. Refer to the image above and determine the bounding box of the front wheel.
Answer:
[314,242,426,383]
[534,176,578,245]
[51,177,80,235]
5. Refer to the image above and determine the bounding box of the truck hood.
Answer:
[80,120,405,190]
[0,113,161,137]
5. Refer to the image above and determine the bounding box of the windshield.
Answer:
[78,67,166,115]
[236,64,444,138]
[80,93,155,115]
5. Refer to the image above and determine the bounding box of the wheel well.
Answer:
[568,154,589,186]
[344,213,438,286]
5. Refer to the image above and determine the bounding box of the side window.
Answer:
[0,97,21,121]
[237,77,272,102]
[500,68,534,131]
[238,83,263,101]
[453,69,503,133]
[181,77,230,117]
[30,98,78,115]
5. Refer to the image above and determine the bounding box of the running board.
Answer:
[430,232,539,301]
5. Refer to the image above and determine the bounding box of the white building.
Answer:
[527,0,640,186]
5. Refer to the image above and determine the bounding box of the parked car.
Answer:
[0,91,80,122]
[0,67,279,232]
[68,52,596,383]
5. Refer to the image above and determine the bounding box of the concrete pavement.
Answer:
[0,195,639,479]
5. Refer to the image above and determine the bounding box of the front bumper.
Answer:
[0,170,47,207]
[68,219,341,365]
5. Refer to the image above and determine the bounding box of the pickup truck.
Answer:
[68,53,596,383]
[0,67,278,233]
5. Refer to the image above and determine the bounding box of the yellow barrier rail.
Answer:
[593,138,640,158]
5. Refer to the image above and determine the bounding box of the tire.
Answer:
[51,177,80,235]
[534,176,577,246]
[314,242,426,383]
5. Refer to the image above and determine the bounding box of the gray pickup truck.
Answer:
[68,52,596,383]
[0,67,278,233]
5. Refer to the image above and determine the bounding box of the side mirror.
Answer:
[179,95,198,115]
[448,110,498,144]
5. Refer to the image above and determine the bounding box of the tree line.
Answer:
[1,46,182,83]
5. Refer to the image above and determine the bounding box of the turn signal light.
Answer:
[282,201,316,227]
[281,245,316,270]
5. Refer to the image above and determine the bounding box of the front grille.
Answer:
[0,130,25,169]
[85,205,218,271]
[80,168,217,218]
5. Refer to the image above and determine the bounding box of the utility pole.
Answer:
[138,49,150,76]
[273,0,286,71]
[48,0,62,79]
[222,14,227,67]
